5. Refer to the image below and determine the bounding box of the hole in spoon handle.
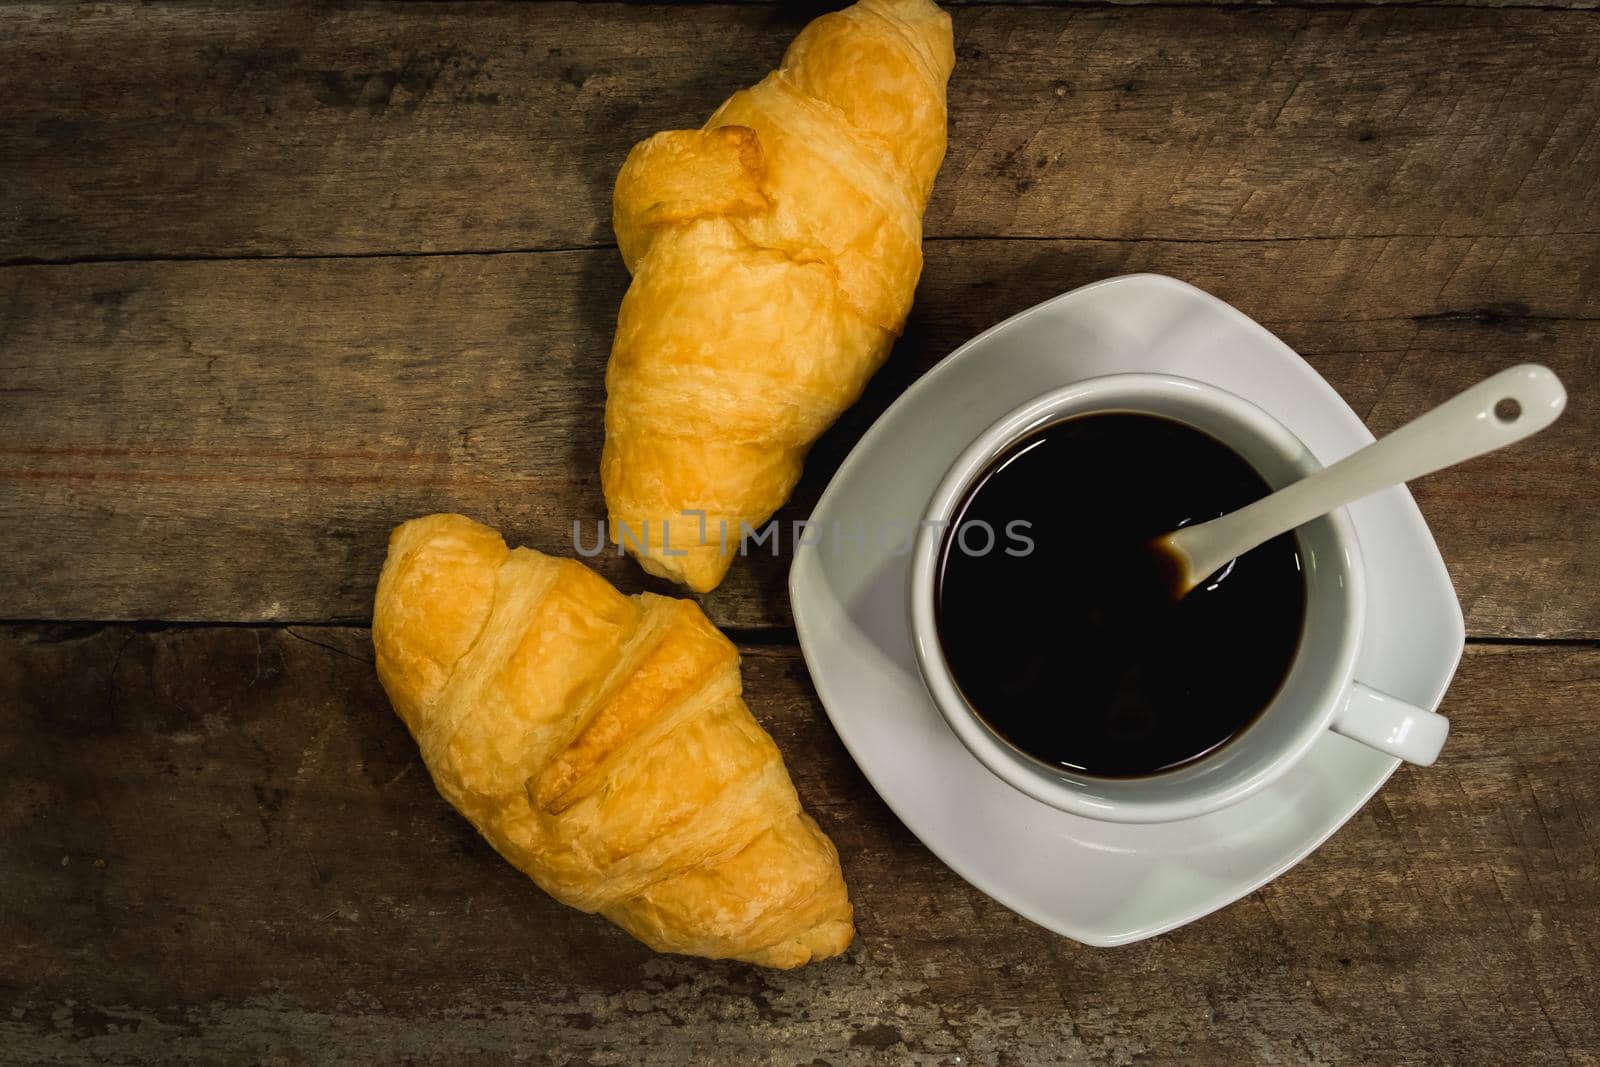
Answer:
[1478,364,1566,441]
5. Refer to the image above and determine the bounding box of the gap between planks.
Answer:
[4,618,1595,652]
[8,232,1600,271]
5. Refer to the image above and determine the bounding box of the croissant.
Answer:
[372,514,853,967]
[602,0,955,591]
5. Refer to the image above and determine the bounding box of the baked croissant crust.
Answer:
[603,0,955,591]
[372,513,853,967]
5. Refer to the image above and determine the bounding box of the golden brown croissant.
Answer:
[372,513,853,967]
[603,0,955,591]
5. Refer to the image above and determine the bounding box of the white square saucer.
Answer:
[790,273,1466,946]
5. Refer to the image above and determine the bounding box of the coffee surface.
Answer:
[936,413,1306,778]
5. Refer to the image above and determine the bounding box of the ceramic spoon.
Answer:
[1155,363,1568,597]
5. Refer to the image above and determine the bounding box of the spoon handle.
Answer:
[1167,364,1567,587]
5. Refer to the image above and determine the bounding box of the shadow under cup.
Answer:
[911,375,1367,825]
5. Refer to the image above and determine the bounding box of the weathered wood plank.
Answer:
[564,0,1600,5]
[593,0,1600,6]
[4,3,1598,262]
[1,626,1595,1063]
[954,0,1596,5]
[2,239,1595,635]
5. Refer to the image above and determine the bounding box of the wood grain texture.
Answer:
[3,239,1596,635]
[4,3,1599,263]
[1,625,1595,1063]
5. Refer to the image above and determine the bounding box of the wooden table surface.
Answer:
[3,1,1597,1063]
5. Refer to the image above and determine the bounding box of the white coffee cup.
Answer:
[908,373,1450,824]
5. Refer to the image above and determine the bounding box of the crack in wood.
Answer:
[284,627,375,667]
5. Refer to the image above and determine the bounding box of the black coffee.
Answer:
[935,412,1306,778]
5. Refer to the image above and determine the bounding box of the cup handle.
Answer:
[1331,682,1450,766]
